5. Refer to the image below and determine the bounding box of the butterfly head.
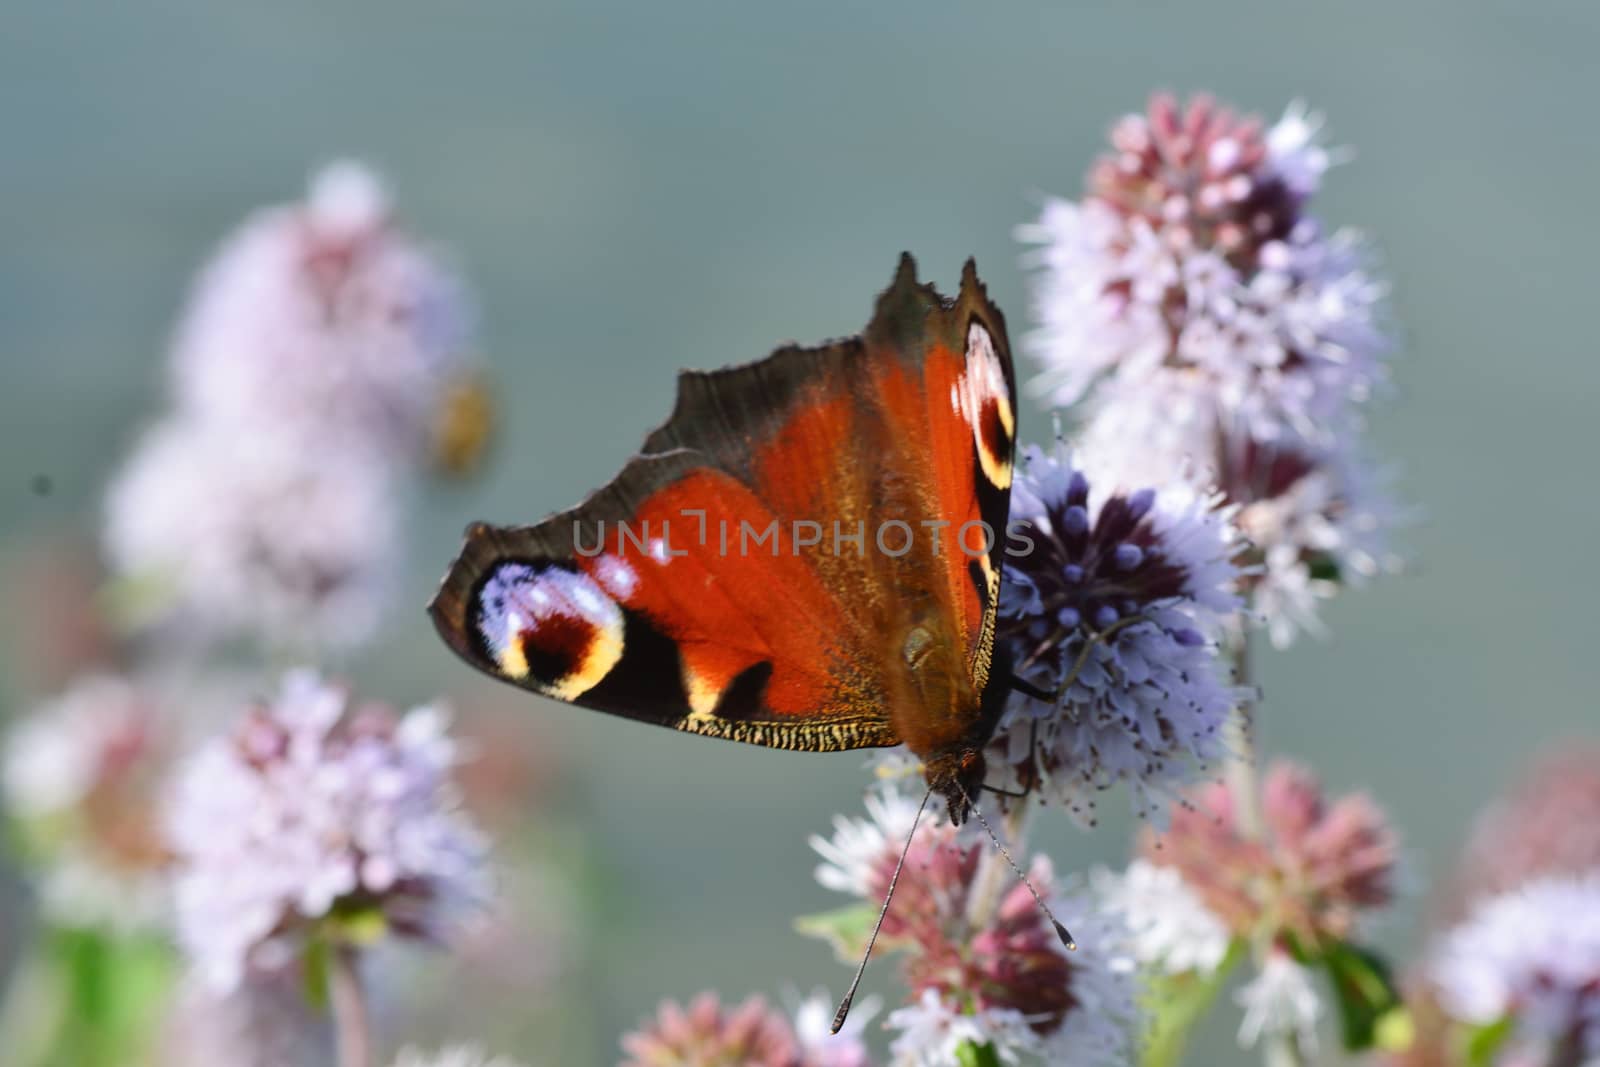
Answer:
[923,748,986,825]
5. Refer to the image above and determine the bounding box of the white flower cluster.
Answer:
[883,886,1137,1067]
[994,445,1248,819]
[1430,872,1600,1064]
[166,670,490,992]
[1235,950,1323,1052]
[1020,96,1402,645]
[2,674,170,930]
[103,161,479,652]
[791,988,878,1067]
[1093,859,1231,977]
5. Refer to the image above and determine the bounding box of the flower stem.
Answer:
[965,798,1032,932]
[1223,625,1262,840]
[328,943,372,1067]
[1265,1032,1309,1067]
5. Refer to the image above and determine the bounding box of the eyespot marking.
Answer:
[476,563,623,699]
[958,323,1013,490]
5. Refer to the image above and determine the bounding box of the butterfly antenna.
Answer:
[956,784,1077,951]
[831,784,932,1034]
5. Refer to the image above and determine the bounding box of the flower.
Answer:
[2,673,173,929]
[103,160,492,655]
[811,784,927,898]
[618,992,856,1067]
[1428,873,1600,1064]
[391,1047,527,1067]
[790,988,877,1067]
[1235,948,1323,1051]
[885,990,1048,1067]
[1020,92,1387,443]
[1019,93,1403,646]
[1093,858,1231,976]
[165,670,490,992]
[812,787,1136,1066]
[1142,760,1398,948]
[104,418,402,652]
[1454,745,1600,907]
[170,161,483,470]
[992,444,1246,821]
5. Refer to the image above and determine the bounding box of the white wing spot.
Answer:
[475,563,625,698]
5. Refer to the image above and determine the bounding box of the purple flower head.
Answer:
[165,670,490,992]
[994,444,1245,822]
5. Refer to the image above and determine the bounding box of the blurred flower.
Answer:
[1093,858,1231,976]
[3,673,172,930]
[993,444,1246,821]
[791,988,876,1067]
[812,786,1135,1066]
[1020,93,1403,647]
[1428,873,1600,1065]
[392,1046,526,1067]
[1020,92,1385,443]
[104,418,402,653]
[811,785,926,899]
[165,670,490,992]
[103,160,491,655]
[1143,760,1397,948]
[160,966,331,1067]
[170,161,483,469]
[885,989,1048,1067]
[619,991,869,1067]
[1235,948,1322,1051]
[1454,744,1600,907]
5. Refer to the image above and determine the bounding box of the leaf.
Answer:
[1140,939,1246,1067]
[794,904,880,963]
[955,1040,1004,1067]
[38,927,175,1067]
[1464,1016,1514,1067]
[1320,940,1408,1051]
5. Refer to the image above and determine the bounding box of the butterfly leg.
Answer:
[1007,673,1055,703]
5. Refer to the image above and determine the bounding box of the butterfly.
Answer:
[429,255,1019,824]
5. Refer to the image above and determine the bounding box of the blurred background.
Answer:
[2,1,1597,1063]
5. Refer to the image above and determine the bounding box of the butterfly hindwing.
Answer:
[428,255,1017,757]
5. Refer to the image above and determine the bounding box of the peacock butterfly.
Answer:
[428,255,1019,824]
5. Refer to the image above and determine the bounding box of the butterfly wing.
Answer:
[428,255,1017,755]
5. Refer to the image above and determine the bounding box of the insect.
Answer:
[429,254,1020,823]
[429,256,1075,1028]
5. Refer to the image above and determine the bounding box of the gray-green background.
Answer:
[3,1,1596,1062]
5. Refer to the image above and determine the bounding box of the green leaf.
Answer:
[1320,940,1408,1052]
[1140,939,1246,1067]
[1465,1016,1514,1067]
[794,904,880,963]
[34,927,176,1067]
[1307,555,1342,584]
[954,1039,1004,1067]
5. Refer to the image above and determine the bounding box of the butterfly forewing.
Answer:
[428,255,1017,760]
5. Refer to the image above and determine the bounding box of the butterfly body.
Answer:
[429,255,1018,823]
